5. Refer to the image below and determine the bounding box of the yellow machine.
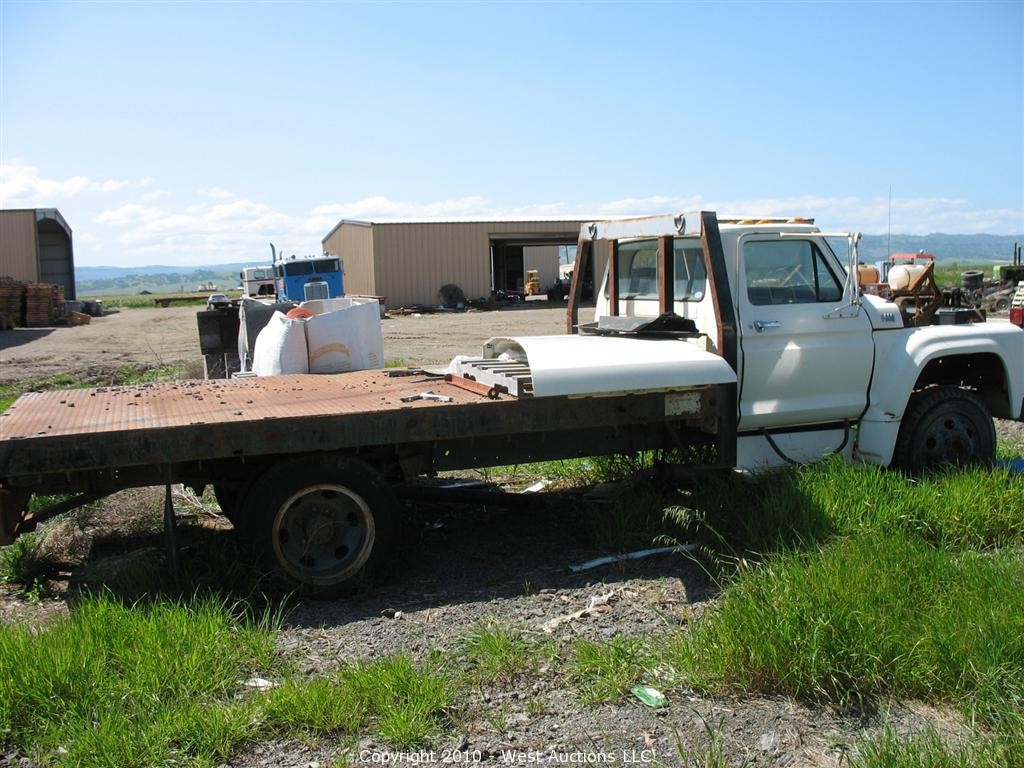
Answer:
[525,269,542,295]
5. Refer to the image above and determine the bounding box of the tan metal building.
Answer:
[321,218,608,308]
[0,208,76,299]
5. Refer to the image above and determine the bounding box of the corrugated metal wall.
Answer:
[371,221,585,307]
[0,210,39,282]
[323,222,375,296]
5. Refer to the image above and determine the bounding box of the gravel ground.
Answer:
[0,301,570,384]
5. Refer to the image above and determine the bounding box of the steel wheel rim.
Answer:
[919,410,980,468]
[271,484,375,586]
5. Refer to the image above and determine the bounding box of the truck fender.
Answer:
[856,327,1024,465]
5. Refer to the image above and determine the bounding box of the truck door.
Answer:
[736,236,874,430]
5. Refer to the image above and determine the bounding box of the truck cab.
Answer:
[573,212,1024,471]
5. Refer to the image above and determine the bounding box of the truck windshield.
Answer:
[285,261,314,276]
[314,258,341,274]
[616,239,707,301]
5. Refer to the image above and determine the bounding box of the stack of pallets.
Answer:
[0,278,25,327]
[25,283,56,327]
[50,284,65,324]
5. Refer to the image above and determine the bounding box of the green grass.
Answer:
[0,597,453,765]
[665,533,1024,704]
[665,457,1024,556]
[90,292,240,310]
[850,726,1010,768]
[461,622,551,685]
[0,596,278,766]
[572,636,656,704]
[338,656,452,748]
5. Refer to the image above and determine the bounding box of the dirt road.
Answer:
[0,303,573,385]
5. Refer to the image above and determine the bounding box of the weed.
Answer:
[572,637,654,704]
[0,533,43,585]
[261,677,364,738]
[385,358,407,368]
[672,717,752,768]
[340,655,452,748]
[461,621,549,685]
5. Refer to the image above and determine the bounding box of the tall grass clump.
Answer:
[671,457,1024,557]
[339,655,452,748]
[572,636,656,704]
[461,621,550,684]
[262,656,452,748]
[0,596,277,765]
[667,533,1024,706]
[793,458,1024,550]
[850,725,1012,768]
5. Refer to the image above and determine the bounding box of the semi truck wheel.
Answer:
[893,386,996,475]
[237,454,396,592]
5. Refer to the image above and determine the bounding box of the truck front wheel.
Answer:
[237,454,396,592]
[893,386,996,475]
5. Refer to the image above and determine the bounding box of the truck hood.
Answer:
[481,335,736,398]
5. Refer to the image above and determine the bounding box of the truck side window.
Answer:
[744,240,843,305]
[674,242,707,301]
[614,239,707,301]
[618,240,659,300]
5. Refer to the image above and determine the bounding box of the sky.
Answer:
[1,0,1022,267]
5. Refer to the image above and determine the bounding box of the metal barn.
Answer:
[321,218,608,308]
[0,208,76,299]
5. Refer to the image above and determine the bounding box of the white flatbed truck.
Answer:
[1,211,1021,591]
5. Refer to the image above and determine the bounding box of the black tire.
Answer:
[213,482,243,525]
[236,453,396,593]
[893,386,996,475]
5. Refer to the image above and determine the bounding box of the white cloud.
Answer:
[12,159,1009,266]
[302,193,1023,237]
[199,186,235,199]
[0,161,150,207]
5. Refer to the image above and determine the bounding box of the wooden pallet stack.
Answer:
[0,278,25,328]
[25,283,56,327]
[50,284,65,324]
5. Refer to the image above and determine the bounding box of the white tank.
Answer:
[888,264,928,291]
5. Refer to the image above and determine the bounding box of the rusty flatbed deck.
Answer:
[0,370,727,485]
[0,371,500,440]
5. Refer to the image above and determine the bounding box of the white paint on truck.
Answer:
[482,334,735,398]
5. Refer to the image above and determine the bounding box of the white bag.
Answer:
[252,311,309,376]
[306,301,384,374]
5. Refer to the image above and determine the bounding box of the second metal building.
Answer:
[321,217,608,308]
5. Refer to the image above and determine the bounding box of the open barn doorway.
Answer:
[489,234,580,298]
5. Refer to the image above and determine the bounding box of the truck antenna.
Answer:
[887,185,892,257]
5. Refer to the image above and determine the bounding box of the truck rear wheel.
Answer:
[893,386,996,475]
[237,454,396,592]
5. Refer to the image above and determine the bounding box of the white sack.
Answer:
[306,301,384,374]
[252,311,309,376]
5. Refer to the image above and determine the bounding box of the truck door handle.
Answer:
[752,320,781,332]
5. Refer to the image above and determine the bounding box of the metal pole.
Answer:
[163,480,180,589]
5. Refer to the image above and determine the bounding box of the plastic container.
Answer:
[888,264,928,291]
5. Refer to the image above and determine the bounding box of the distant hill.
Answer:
[75,263,258,296]
[856,234,1022,264]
